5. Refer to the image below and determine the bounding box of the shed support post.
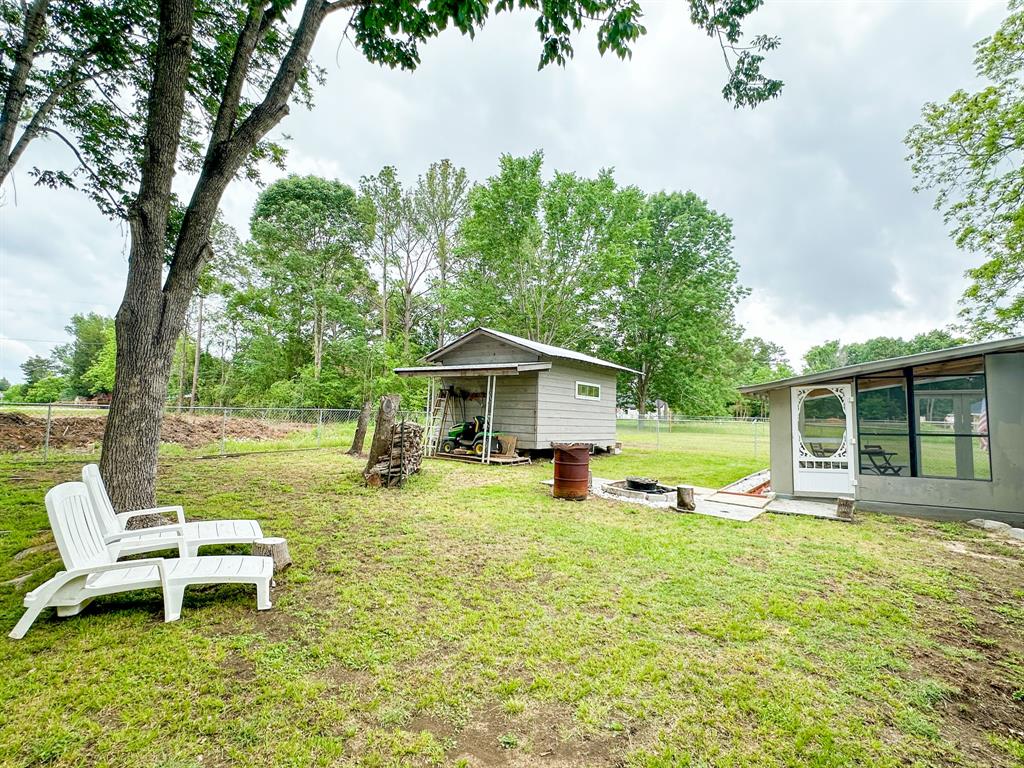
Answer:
[483,374,497,465]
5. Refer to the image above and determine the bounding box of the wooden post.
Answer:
[252,537,292,572]
[676,485,696,511]
[836,497,855,522]
[365,394,400,475]
[43,403,52,461]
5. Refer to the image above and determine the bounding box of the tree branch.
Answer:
[0,0,52,181]
[35,126,126,216]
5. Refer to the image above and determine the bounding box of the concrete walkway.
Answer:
[544,478,844,523]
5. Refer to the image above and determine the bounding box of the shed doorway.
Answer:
[791,384,855,496]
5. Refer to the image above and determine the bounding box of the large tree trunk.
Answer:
[99,0,341,512]
[364,394,399,474]
[403,289,412,358]
[347,399,372,455]
[0,0,50,185]
[99,0,195,515]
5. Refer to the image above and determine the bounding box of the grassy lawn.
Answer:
[1,431,1023,767]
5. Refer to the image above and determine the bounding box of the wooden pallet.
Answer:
[429,453,532,466]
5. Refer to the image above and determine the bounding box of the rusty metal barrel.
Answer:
[551,442,591,500]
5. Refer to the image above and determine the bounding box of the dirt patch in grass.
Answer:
[908,533,1024,767]
[447,703,627,767]
[0,411,307,452]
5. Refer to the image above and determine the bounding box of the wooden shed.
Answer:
[395,327,637,461]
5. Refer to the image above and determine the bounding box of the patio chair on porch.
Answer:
[861,444,904,476]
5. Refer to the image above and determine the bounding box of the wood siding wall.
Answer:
[438,374,540,449]
[535,362,618,448]
[438,338,539,365]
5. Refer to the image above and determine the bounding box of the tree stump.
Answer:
[347,400,373,455]
[252,537,292,572]
[836,497,855,522]
[364,394,400,474]
[676,485,696,512]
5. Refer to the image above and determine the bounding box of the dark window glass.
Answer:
[856,374,910,476]
[912,357,989,481]
[857,376,908,430]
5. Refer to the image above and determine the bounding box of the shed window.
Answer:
[855,356,991,481]
[575,381,601,400]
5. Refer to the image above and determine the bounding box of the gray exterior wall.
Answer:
[765,351,1024,523]
[433,336,619,451]
[768,388,794,496]
[535,362,618,449]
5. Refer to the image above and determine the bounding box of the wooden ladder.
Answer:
[425,388,450,456]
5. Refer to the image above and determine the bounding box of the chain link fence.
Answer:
[0,401,767,463]
[616,415,769,462]
[0,402,427,462]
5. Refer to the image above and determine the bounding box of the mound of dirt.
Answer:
[0,411,308,453]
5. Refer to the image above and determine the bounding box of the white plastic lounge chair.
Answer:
[82,464,264,558]
[9,482,272,639]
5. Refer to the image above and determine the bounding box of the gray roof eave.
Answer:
[739,335,1024,394]
[425,327,641,375]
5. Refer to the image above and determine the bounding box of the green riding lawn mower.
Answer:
[439,415,503,457]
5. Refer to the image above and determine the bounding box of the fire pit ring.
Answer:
[625,476,661,493]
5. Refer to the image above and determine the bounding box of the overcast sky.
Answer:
[0,0,1006,384]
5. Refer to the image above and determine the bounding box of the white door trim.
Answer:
[791,384,855,496]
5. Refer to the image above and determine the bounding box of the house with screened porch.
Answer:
[739,337,1024,524]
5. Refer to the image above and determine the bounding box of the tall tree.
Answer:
[454,151,644,347]
[728,335,793,416]
[802,339,842,374]
[359,166,403,344]
[906,4,1024,336]
[614,191,745,416]
[248,175,371,381]
[394,189,436,359]
[50,312,114,396]
[19,354,55,385]
[3,0,781,510]
[415,159,469,346]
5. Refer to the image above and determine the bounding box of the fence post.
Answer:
[317,408,323,448]
[754,418,759,459]
[220,407,227,455]
[44,403,52,461]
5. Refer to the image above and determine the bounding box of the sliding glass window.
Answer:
[912,357,990,481]
[855,356,991,481]
[856,373,910,476]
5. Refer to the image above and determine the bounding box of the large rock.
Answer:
[982,520,1012,532]
[967,518,1012,532]
[1007,528,1024,541]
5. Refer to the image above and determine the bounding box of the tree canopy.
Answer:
[802,330,965,373]
[906,2,1024,336]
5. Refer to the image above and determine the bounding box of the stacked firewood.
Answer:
[364,421,424,487]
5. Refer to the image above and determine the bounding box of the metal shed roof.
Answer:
[739,335,1024,395]
[393,362,552,377]
[425,327,640,374]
